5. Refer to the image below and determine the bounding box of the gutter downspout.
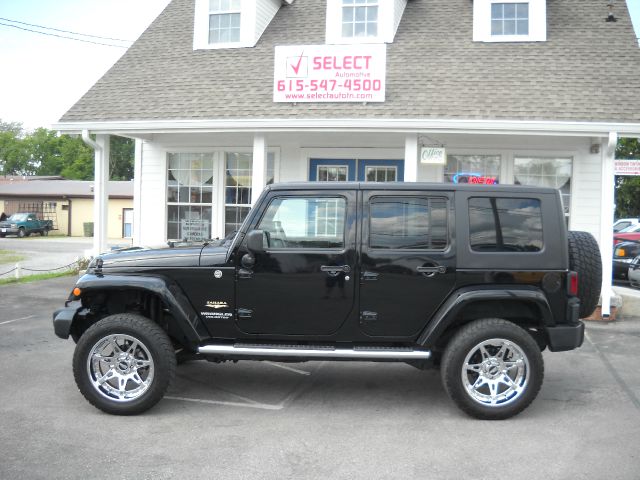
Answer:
[599,131,617,318]
[82,129,109,256]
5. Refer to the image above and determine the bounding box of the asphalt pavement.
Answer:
[1,276,639,479]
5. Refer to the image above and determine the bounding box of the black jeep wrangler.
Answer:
[53,183,601,419]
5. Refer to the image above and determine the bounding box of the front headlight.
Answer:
[10,224,17,228]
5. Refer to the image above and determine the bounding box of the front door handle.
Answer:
[417,265,446,277]
[321,265,351,276]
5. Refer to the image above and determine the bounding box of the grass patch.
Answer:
[0,270,75,286]
[0,249,26,265]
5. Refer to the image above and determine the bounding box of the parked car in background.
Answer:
[614,218,640,232]
[628,256,640,288]
[0,213,53,238]
[613,241,640,279]
[613,224,640,245]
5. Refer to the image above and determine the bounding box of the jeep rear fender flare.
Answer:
[416,288,553,347]
[74,273,208,348]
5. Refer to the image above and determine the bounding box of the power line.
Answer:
[0,17,132,43]
[0,22,129,48]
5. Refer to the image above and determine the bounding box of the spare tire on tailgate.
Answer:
[567,231,602,318]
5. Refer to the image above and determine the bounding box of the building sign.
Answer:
[452,173,499,185]
[420,147,446,165]
[181,219,210,241]
[615,159,640,176]
[273,44,386,103]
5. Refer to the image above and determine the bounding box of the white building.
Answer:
[55,0,640,315]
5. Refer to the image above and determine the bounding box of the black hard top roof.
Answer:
[266,182,560,195]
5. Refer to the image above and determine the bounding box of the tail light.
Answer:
[568,271,578,296]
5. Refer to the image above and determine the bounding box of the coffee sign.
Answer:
[420,147,446,165]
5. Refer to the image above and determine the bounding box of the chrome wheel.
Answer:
[462,338,529,407]
[86,334,155,403]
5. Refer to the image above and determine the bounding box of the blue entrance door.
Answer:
[309,159,404,182]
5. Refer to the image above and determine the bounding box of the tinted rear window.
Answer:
[469,197,543,252]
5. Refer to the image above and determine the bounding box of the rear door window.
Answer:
[369,196,448,250]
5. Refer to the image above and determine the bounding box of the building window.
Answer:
[469,197,543,252]
[224,152,275,236]
[473,0,545,42]
[167,153,214,241]
[209,0,241,44]
[342,0,378,38]
[366,166,396,182]
[491,3,529,36]
[513,157,572,217]
[444,154,501,185]
[318,166,349,182]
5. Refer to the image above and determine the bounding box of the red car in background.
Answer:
[614,224,640,245]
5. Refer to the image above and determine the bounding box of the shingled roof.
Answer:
[59,0,640,124]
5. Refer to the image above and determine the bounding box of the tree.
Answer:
[0,119,28,176]
[615,138,640,218]
[109,136,134,180]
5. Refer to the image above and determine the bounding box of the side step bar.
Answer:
[198,344,431,360]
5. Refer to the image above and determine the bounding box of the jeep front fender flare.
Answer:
[67,273,208,348]
[416,287,553,348]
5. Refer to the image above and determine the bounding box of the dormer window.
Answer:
[491,3,529,36]
[193,0,282,50]
[342,0,378,39]
[209,0,241,44]
[473,0,546,43]
[326,0,406,45]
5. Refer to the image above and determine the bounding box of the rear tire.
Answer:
[72,313,176,415]
[441,318,544,420]
[568,231,602,318]
[41,228,49,236]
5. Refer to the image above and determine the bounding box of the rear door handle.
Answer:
[321,265,351,276]
[417,266,446,277]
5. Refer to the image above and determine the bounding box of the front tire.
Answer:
[441,318,544,420]
[17,228,25,238]
[72,313,176,415]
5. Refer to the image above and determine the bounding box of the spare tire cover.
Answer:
[568,231,602,318]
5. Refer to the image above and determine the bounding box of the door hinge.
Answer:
[237,308,253,319]
[360,311,378,324]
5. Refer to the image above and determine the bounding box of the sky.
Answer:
[0,0,639,131]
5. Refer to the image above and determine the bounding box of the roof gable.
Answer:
[59,0,640,125]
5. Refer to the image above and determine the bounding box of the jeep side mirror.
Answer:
[246,229,266,253]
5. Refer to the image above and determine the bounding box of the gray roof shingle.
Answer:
[0,180,133,198]
[59,0,640,124]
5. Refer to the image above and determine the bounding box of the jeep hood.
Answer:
[94,244,229,270]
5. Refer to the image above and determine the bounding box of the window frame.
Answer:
[368,195,450,252]
[341,0,379,40]
[325,0,405,45]
[473,0,546,43]
[255,195,349,251]
[208,0,242,45]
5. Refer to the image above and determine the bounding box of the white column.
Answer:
[404,134,419,182]
[133,139,143,246]
[94,134,110,255]
[599,131,617,317]
[251,134,267,205]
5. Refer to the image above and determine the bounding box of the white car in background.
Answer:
[614,218,640,232]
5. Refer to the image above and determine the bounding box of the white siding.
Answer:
[569,144,604,240]
[255,0,281,41]
[393,0,408,38]
[138,142,167,246]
